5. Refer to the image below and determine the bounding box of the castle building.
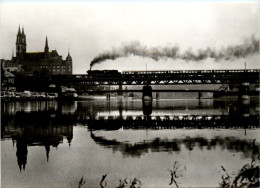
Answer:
[1,25,72,76]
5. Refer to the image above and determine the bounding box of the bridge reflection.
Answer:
[1,99,259,171]
[2,98,259,116]
[83,115,259,130]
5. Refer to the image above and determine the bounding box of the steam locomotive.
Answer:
[87,70,121,78]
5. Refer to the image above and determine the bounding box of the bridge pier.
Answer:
[106,93,110,100]
[156,92,159,100]
[142,85,153,102]
[238,82,250,101]
[198,92,202,100]
[118,84,123,96]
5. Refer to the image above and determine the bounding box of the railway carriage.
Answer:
[85,69,259,85]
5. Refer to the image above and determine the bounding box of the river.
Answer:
[1,98,259,188]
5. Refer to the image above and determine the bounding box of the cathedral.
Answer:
[1,25,72,76]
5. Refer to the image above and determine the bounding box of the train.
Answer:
[85,69,259,78]
[51,69,259,83]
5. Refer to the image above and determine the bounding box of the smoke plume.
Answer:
[90,35,259,69]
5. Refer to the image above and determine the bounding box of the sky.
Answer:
[0,1,259,74]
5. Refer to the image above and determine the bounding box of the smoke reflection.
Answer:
[90,132,259,158]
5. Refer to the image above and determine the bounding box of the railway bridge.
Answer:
[61,69,259,85]
[15,69,259,99]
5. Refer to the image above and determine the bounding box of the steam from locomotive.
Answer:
[90,35,259,69]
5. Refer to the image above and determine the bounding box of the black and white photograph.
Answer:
[1,1,259,187]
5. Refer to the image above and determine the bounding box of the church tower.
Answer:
[16,25,26,58]
[66,51,72,61]
[66,51,72,74]
[44,36,49,55]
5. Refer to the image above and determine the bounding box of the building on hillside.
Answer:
[1,25,72,77]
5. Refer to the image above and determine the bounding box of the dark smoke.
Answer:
[90,35,259,69]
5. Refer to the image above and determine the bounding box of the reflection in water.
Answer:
[90,132,259,158]
[143,101,153,115]
[1,99,259,187]
[85,115,259,131]
[16,138,28,171]
[1,99,259,170]
[2,109,73,171]
[11,121,73,170]
[2,98,259,117]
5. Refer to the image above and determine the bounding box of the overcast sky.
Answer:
[0,2,259,74]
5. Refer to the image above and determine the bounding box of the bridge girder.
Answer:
[14,69,260,89]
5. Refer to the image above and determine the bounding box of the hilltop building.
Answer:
[1,25,72,77]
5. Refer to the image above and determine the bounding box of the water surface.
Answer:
[1,99,259,187]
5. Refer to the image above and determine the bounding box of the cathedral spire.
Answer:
[44,36,49,53]
[16,24,26,58]
[18,25,21,35]
[45,144,50,162]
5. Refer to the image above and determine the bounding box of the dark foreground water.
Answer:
[1,98,259,188]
